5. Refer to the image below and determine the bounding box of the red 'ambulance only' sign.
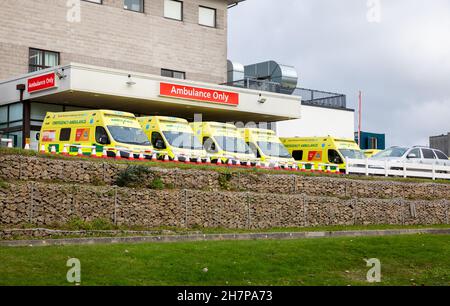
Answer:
[160,82,239,106]
[27,72,57,93]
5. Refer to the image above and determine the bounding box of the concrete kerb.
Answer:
[1,228,449,247]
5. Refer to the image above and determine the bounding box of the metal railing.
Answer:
[222,78,282,93]
[223,78,347,109]
[293,87,347,109]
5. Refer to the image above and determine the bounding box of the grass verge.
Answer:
[0,234,448,286]
[1,223,449,241]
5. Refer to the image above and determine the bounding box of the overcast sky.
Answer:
[228,0,450,147]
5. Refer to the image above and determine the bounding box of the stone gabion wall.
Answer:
[1,154,449,200]
[0,181,448,229]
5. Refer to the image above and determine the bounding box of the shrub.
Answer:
[218,172,233,190]
[0,180,9,189]
[115,165,151,188]
[149,177,165,190]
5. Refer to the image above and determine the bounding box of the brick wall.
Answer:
[0,181,448,228]
[0,0,228,83]
[0,153,449,229]
[1,154,450,200]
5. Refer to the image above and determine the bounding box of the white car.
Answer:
[370,146,450,169]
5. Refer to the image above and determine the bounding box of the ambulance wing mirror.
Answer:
[98,135,110,145]
[155,139,166,150]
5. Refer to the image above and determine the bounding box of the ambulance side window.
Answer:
[203,137,217,153]
[95,127,110,145]
[292,150,303,161]
[328,149,343,164]
[152,132,166,149]
[59,128,71,141]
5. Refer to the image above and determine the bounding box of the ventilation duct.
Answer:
[244,61,298,95]
[227,60,245,83]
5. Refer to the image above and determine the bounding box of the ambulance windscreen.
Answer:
[257,141,291,158]
[107,126,151,146]
[339,149,366,159]
[215,136,253,155]
[163,131,203,150]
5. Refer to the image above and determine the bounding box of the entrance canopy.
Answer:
[0,63,301,123]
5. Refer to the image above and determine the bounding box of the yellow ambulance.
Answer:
[280,136,365,171]
[240,128,296,168]
[363,149,381,158]
[190,122,258,165]
[138,116,207,162]
[39,110,153,158]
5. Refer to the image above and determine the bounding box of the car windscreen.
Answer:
[163,131,203,150]
[215,136,253,155]
[372,147,408,159]
[257,141,292,158]
[107,126,151,146]
[339,149,366,159]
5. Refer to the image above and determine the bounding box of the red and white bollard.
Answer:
[115,150,122,160]
[128,152,134,160]
[196,157,202,164]
[151,153,158,162]
[40,145,46,154]
[173,155,179,163]
[163,155,170,162]
[62,146,69,156]
[50,146,57,155]
[91,147,98,158]
[138,153,145,161]
[102,149,108,159]
[216,158,222,166]
[77,148,84,157]
[24,143,30,150]
[205,157,211,165]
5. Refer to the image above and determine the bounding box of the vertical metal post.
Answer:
[365,158,369,176]
[358,91,362,147]
[22,100,31,149]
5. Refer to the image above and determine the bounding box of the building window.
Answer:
[199,6,216,27]
[29,48,60,72]
[124,0,143,13]
[164,0,183,21]
[368,137,378,149]
[161,69,185,80]
[0,103,24,148]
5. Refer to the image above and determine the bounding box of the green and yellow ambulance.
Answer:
[280,136,365,171]
[240,128,296,168]
[138,116,207,162]
[39,110,153,158]
[190,122,258,165]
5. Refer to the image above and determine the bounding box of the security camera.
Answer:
[258,94,267,104]
[56,68,67,80]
